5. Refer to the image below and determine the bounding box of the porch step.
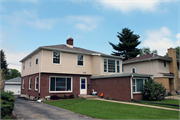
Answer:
[79,95,98,99]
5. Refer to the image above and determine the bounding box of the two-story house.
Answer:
[123,48,179,93]
[20,38,152,101]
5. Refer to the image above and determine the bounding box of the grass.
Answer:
[130,99,179,109]
[45,99,179,119]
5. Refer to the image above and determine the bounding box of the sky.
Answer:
[0,0,180,72]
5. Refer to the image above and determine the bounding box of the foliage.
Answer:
[167,91,173,96]
[1,91,15,118]
[45,99,179,119]
[139,47,158,56]
[164,46,179,59]
[142,78,166,101]
[1,50,8,80]
[3,68,21,80]
[109,28,141,61]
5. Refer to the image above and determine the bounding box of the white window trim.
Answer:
[77,54,84,66]
[29,57,31,67]
[36,53,38,65]
[131,67,136,73]
[103,58,120,73]
[29,77,31,90]
[22,79,24,89]
[35,76,38,91]
[52,51,61,65]
[133,78,147,93]
[49,76,73,93]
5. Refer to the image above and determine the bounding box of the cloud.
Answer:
[141,27,178,56]
[65,15,102,31]
[2,9,57,30]
[176,33,180,39]
[97,0,166,13]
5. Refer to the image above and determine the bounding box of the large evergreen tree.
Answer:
[1,50,8,79]
[109,28,141,61]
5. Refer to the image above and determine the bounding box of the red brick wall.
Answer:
[90,77,131,101]
[21,73,91,98]
[133,93,143,100]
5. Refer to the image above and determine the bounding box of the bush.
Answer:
[167,91,173,96]
[50,95,60,100]
[142,78,166,101]
[1,91,15,118]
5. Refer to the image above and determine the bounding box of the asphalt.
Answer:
[13,96,97,120]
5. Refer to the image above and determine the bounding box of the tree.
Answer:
[139,47,158,56]
[3,69,21,80]
[164,46,179,59]
[109,28,141,61]
[1,50,8,80]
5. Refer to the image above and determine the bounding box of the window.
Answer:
[29,57,31,67]
[50,77,72,92]
[36,53,38,65]
[131,67,136,73]
[104,59,120,73]
[77,54,83,66]
[29,77,31,90]
[35,76,38,90]
[23,62,25,70]
[164,61,167,67]
[22,79,24,89]
[53,52,60,64]
[133,78,147,93]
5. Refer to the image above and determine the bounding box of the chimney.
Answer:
[66,37,73,48]
[168,48,179,90]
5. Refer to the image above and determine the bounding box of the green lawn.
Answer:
[45,99,179,119]
[130,99,179,109]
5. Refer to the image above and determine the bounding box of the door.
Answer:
[80,77,87,95]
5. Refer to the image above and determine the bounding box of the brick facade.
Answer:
[154,77,170,90]
[133,93,143,100]
[90,77,132,101]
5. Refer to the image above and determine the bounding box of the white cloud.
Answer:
[98,0,166,13]
[75,23,97,31]
[3,9,57,30]
[141,27,178,56]
[176,33,180,39]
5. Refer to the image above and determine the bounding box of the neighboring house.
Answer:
[123,48,179,93]
[20,38,152,101]
[4,77,21,95]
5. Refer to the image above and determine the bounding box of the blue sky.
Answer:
[1,0,180,72]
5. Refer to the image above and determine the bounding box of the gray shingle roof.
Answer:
[5,77,21,83]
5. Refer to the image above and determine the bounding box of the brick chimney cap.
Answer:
[67,37,73,40]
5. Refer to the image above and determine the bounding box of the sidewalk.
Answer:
[88,98,180,111]
[165,95,180,100]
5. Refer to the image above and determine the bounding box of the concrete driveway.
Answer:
[13,96,96,120]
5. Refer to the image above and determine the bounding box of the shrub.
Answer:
[167,91,173,96]
[50,95,60,100]
[142,78,166,101]
[1,91,15,118]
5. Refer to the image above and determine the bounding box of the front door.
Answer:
[80,77,87,95]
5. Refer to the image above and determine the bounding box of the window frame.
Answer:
[29,77,31,90]
[36,53,38,65]
[103,58,120,73]
[52,51,61,64]
[131,67,136,73]
[49,76,73,93]
[29,57,31,67]
[164,61,167,67]
[35,76,38,91]
[77,54,84,66]
[22,79,24,89]
[133,78,147,93]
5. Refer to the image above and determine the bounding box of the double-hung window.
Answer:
[22,79,24,89]
[36,53,38,65]
[50,77,72,92]
[35,76,38,90]
[104,59,120,73]
[77,54,83,66]
[53,52,60,64]
[133,78,147,93]
[23,62,25,70]
[29,57,31,67]
[29,77,31,90]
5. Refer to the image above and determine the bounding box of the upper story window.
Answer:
[29,77,31,90]
[53,51,60,64]
[36,53,38,65]
[133,78,147,93]
[29,57,31,67]
[164,61,167,67]
[23,62,25,70]
[35,76,38,90]
[77,54,83,66]
[131,67,136,73]
[104,59,120,73]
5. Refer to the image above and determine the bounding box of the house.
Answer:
[4,77,21,95]
[20,38,152,101]
[123,48,179,93]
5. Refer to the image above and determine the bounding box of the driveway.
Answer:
[13,96,96,119]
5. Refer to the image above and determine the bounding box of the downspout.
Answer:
[130,74,133,99]
[38,50,42,99]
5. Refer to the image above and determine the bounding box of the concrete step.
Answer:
[79,95,98,99]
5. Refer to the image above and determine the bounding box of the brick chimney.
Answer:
[168,48,179,90]
[66,37,73,48]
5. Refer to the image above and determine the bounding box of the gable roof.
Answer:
[5,77,21,84]
[20,44,124,62]
[123,53,172,64]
